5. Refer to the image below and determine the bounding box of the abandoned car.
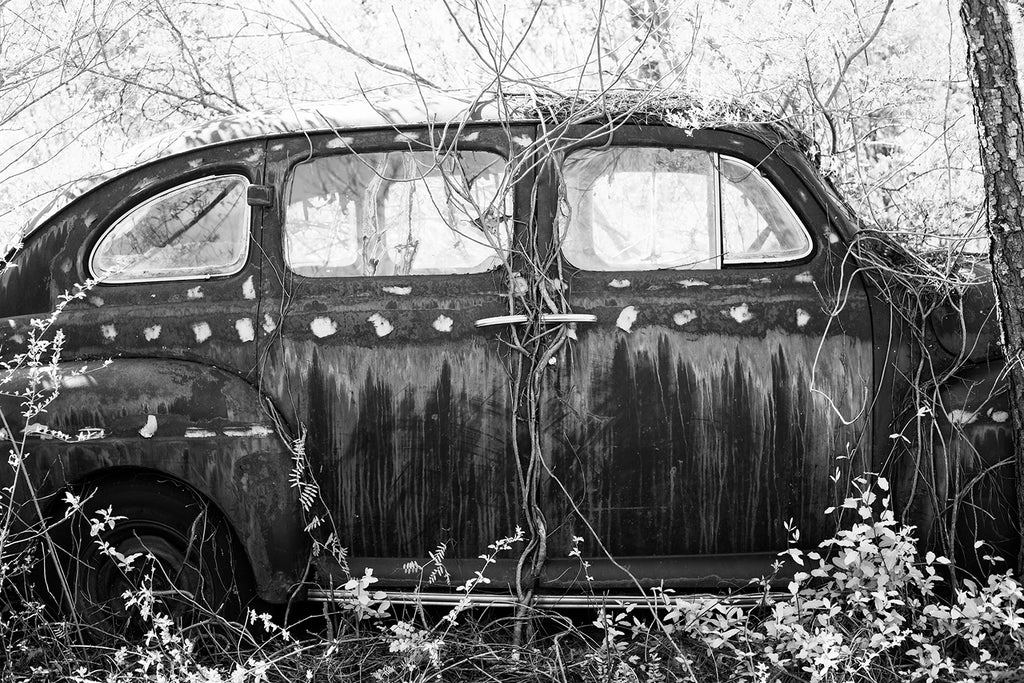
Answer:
[0,92,1015,619]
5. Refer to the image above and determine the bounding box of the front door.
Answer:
[539,125,874,589]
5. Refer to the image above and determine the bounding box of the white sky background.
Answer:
[0,0,1010,245]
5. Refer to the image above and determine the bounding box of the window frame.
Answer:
[719,155,815,265]
[281,142,514,280]
[556,143,816,272]
[88,173,253,285]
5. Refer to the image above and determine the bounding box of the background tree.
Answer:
[961,0,1024,575]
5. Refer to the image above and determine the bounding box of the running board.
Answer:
[306,588,785,609]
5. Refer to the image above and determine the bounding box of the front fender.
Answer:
[0,358,306,603]
[917,359,1019,570]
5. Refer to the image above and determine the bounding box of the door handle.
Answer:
[539,314,598,324]
[475,313,598,328]
[474,314,530,328]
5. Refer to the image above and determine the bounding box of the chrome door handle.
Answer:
[539,314,598,324]
[474,314,529,328]
[475,313,597,328]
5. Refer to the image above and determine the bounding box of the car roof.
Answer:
[21,91,526,237]
[20,90,796,239]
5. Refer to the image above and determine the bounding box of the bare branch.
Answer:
[822,0,895,108]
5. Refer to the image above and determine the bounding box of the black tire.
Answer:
[44,474,255,636]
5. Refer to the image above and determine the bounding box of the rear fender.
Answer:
[0,358,306,602]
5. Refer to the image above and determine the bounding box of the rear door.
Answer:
[259,125,532,589]
[539,125,874,589]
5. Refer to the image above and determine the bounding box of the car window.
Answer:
[560,148,717,271]
[559,147,811,270]
[720,157,813,262]
[91,175,250,282]
[284,150,510,277]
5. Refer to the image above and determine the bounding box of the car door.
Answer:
[538,125,875,589]
[258,125,532,590]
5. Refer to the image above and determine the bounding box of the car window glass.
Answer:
[285,150,510,277]
[559,148,717,271]
[720,157,812,262]
[91,175,250,282]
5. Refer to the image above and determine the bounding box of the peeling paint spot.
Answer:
[242,276,256,300]
[550,279,567,291]
[243,151,262,163]
[948,409,978,426]
[368,313,394,337]
[187,286,204,299]
[728,304,753,323]
[828,231,840,244]
[749,277,771,284]
[269,142,285,152]
[383,286,412,296]
[139,414,158,438]
[395,131,420,142]
[676,279,709,288]
[187,159,203,169]
[311,317,337,338]
[11,334,24,345]
[263,313,278,333]
[566,323,578,340]
[794,271,814,284]
[616,306,638,332]
[88,296,104,307]
[326,136,355,148]
[143,324,161,341]
[608,279,631,288]
[512,273,529,295]
[796,309,811,327]
[512,135,531,147]
[989,409,1009,423]
[184,428,218,438]
[6,320,14,328]
[432,314,454,332]
[236,318,255,342]
[462,131,480,141]
[673,310,697,326]
[101,324,117,340]
[192,322,212,343]
[222,425,275,437]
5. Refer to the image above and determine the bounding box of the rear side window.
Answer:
[91,175,250,282]
[284,150,510,277]
[559,148,811,270]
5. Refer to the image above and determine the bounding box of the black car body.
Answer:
[0,93,1014,609]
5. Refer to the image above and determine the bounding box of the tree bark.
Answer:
[961,0,1024,574]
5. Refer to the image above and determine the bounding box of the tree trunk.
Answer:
[961,0,1024,575]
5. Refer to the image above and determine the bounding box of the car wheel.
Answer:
[45,474,255,636]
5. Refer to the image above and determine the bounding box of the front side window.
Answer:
[560,148,717,270]
[720,157,813,262]
[91,175,250,282]
[559,147,812,270]
[285,150,510,277]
